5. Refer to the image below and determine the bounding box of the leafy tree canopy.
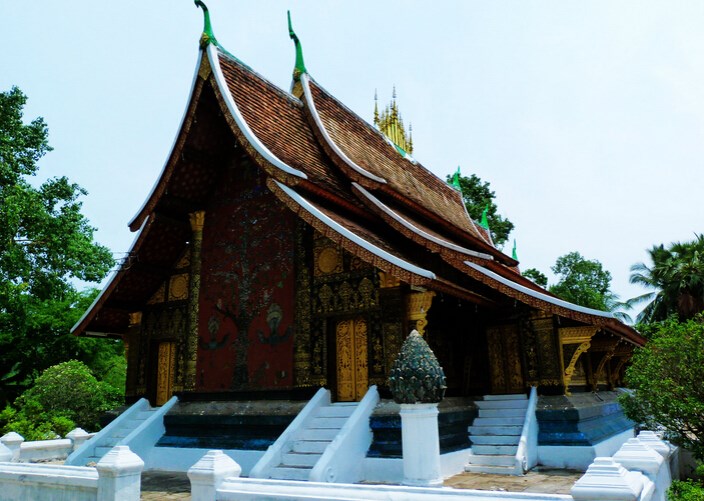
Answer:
[447,172,514,248]
[628,234,704,323]
[619,317,704,460]
[522,268,548,288]
[0,87,114,402]
[548,251,619,313]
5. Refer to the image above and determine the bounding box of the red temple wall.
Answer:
[196,160,296,391]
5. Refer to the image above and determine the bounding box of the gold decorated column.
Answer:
[406,290,435,336]
[185,210,205,391]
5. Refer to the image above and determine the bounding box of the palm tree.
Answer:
[628,234,704,323]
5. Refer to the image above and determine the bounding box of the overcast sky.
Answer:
[2,1,703,318]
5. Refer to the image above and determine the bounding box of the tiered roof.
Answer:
[72,6,644,347]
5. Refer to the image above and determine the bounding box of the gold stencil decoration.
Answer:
[315,245,342,276]
[156,342,176,406]
[407,291,435,336]
[379,271,401,288]
[559,326,598,395]
[336,318,368,401]
[175,248,191,269]
[168,273,189,301]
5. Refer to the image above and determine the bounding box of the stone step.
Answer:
[465,463,519,475]
[135,411,154,420]
[475,400,528,410]
[310,416,348,429]
[270,466,311,481]
[292,440,331,454]
[478,408,526,418]
[472,417,524,426]
[281,452,321,467]
[470,435,521,446]
[483,394,527,401]
[467,453,515,467]
[472,445,519,456]
[469,425,522,436]
[299,427,339,441]
[317,405,355,418]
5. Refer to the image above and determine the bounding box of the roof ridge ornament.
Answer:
[288,11,308,81]
[194,0,217,49]
[449,166,462,190]
[512,239,518,261]
[479,204,490,230]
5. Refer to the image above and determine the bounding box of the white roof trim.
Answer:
[275,180,435,280]
[300,73,387,184]
[129,51,204,227]
[464,260,614,318]
[353,183,494,261]
[208,45,307,180]
[71,216,151,334]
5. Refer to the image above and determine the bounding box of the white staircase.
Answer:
[270,402,356,481]
[466,394,528,475]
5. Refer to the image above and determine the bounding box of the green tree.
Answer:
[619,317,704,460]
[0,87,114,403]
[447,172,514,247]
[549,251,618,312]
[522,268,548,288]
[628,235,704,323]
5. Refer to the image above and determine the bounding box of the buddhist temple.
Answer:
[70,3,645,479]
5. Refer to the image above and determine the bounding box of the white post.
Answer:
[96,445,144,501]
[614,438,668,501]
[66,428,90,451]
[399,403,442,487]
[572,457,654,501]
[637,430,677,481]
[0,432,23,462]
[188,450,241,501]
[0,440,11,462]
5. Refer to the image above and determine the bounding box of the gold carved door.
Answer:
[487,325,524,394]
[156,341,176,406]
[336,318,368,402]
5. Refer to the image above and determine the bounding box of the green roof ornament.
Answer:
[512,239,518,261]
[287,11,308,81]
[194,0,218,49]
[388,330,446,404]
[479,204,490,230]
[449,166,462,190]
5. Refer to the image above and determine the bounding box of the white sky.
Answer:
[2,1,703,316]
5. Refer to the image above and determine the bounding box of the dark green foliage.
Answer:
[549,251,616,311]
[9,361,122,435]
[629,235,704,323]
[0,87,115,402]
[523,268,548,288]
[619,317,704,460]
[447,173,514,248]
[388,330,446,404]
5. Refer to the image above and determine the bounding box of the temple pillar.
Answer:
[124,312,142,399]
[559,326,598,395]
[406,290,435,336]
[185,210,205,391]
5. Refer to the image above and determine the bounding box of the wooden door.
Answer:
[335,318,368,401]
[487,325,524,394]
[155,341,176,406]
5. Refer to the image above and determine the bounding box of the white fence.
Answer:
[1,428,93,463]
[0,445,143,501]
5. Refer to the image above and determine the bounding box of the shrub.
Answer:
[13,360,121,433]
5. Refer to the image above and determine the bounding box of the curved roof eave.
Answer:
[129,51,204,231]
[352,182,494,261]
[71,216,152,336]
[463,260,646,345]
[268,178,435,283]
[300,73,387,185]
[207,45,308,181]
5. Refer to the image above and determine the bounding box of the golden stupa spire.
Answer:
[375,86,413,154]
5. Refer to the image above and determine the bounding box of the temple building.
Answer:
[71,4,645,477]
